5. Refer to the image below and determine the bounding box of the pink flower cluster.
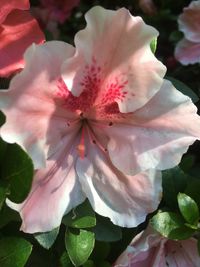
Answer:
[175,0,200,65]
[0,0,45,77]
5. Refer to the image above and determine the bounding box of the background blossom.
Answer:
[175,0,200,65]
[31,0,80,38]
[0,0,45,77]
[114,226,200,267]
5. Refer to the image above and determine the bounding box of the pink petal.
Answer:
[114,227,166,267]
[114,227,200,267]
[0,0,29,23]
[178,1,200,43]
[76,141,162,228]
[165,239,200,267]
[0,9,45,77]
[0,41,75,168]
[105,80,200,175]
[62,6,166,112]
[7,143,85,233]
[175,38,200,65]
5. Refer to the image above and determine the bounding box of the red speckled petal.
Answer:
[62,6,166,113]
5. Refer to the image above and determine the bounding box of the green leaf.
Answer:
[60,251,74,267]
[1,143,33,203]
[82,260,95,267]
[162,167,187,209]
[0,237,32,267]
[179,154,195,172]
[168,226,195,240]
[185,180,200,207]
[34,227,59,249]
[96,261,111,267]
[178,193,199,225]
[150,38,157,54]
[91,241,110,261]
[167,77,199,103]
[0,205,20,229]
[169,30,183,42]
[0,137,7,162]
[0,185,8,210]
[151,211,187,239]
[93,215,122,242]
[65,228,95,267]
[62,200,96,228]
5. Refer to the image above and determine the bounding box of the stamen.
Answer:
[77,127,85,159]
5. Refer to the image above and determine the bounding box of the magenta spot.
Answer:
[55,59,130,122]
[56,61,102,112]
[101,78,128,105]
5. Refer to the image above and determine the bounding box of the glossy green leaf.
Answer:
[150,38,157,54]
[34,227,59,249]
[82,260,95,267]
[179,154,195,172]
[162,166,187,209]
[151,211,187,239]
[62,200,96,228]
[91,241,110,261]
[1,144,33,203]
[60,251,74,267]
[178,193,199,225]
[93,215,122,242]
[0,205,20,228]
[0,237,32,267]
[185,180,200,207]
[167,77,199,103]
[65,228,95,266]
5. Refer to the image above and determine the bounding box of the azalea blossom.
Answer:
[31,0,80,39]
[175,0,200,65]
[138,0,157,16]
[40,0,80,24]
[0,0,45,77]
[114,226,200,267]
[0,6,200,234]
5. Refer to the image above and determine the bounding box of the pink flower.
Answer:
[138,0,157,16]
[31,0,79,39]
[114,226,200,267]
[0,6,200,233]
[175,1,200,65]
[0,0,45,77]
[40,0,80,23]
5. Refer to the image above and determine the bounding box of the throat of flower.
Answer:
[77,126,85,159]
